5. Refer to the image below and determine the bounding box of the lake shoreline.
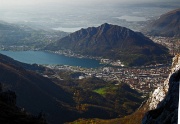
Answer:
[0,50,103,68]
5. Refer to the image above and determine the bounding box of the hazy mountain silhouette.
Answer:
[142,8,180,37]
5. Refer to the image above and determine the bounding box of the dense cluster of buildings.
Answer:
[149,36,180,55]
[45,64,170,97]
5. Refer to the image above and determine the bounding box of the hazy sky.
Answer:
[0,0,178,6]
[0,0,179,9]
[0,0,179,31]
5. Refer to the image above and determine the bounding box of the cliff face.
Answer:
[147,54,180,110]
[142,54,180,124]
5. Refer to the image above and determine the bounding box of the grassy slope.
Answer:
[69,105,148,124]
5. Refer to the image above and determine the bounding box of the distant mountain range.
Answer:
[45,23,171,66]
[0,21,67,50]
[142,8,180,37]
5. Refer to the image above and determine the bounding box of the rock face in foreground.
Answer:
[142,54,180,124]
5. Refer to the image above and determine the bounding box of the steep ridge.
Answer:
[45,23,170,66]
[146,54,180,110]
[142,54,180,123]
[142,8,180,37]
[0,53,78,124]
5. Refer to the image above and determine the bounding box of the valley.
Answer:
[0,2,179,124]
[0,53,145,124]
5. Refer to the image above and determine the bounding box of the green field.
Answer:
[93,87,107,95]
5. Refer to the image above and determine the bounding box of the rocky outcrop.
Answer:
[142,54,180,124]
[147,54,180,110]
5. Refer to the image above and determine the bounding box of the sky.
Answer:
[0,0,179,31]
[0,0,179,9]
[0,0,178,6]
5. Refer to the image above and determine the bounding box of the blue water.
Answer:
[0,51,102,68]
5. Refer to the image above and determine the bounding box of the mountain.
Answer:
[0,21,68,50]
[0,53,79,124]
[0,85,46,124]
[45,23,170,66]
[142,8,180,37]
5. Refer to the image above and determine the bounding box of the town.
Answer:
[43,63,171,97]
[149,36,180,55]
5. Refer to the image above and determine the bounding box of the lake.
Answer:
[0,51,102,68]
